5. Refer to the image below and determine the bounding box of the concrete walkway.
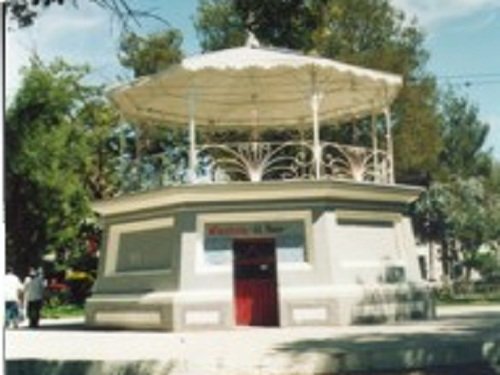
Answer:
[6,305,500,374]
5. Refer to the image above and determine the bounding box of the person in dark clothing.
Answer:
[24,268,45,328]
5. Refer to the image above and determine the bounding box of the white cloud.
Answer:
[6,1,124,102]
[6,30,31,97]
[391,0,500,28]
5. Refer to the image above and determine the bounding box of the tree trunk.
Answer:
[429,241,436,281]
[441,240,451,283]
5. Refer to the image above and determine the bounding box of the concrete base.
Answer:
[85,284,435,331]
[88,180,429,331]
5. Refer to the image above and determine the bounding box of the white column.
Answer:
[428,241,436,281]
[188,94,197,183]
[383,107,394,184]
[311,93,321,179]
[310,70,322,180]
[371,110,379,181]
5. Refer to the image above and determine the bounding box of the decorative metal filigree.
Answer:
[198,141,390,184]
[321,142,391,184]
[122,140,392,190]
[198,141,315,182]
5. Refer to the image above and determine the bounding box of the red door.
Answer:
[233,238,279,326]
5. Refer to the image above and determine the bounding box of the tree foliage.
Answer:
[5,57,119,274]
[484,161,500,246]
[393,78,442,184]
[234,0,314,50]
[195,0,247,52]
[117,29,188,190]
[414,177,498,281]
[78,98,122,199]
[411,90,495,280]
[118,30,183,78]
[437,89,491,180]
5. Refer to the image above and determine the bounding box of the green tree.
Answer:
[78,98,122,199]
[196,0,314,52]
[446,178,490,281]
[5,57,118,274]
[235,0,314,50]
[117,29,188,190]
[484,161,500,255]
[411,91,494,275]
[195,0,247,52]
[394,78,441,184]
[437,90,491,180]
[414,176,499,282]
[413,183,453,278]
[118,29,183,78]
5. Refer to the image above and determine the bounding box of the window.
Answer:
[116,227,173,272]
[335,214,401,284]
[336,219,397,262]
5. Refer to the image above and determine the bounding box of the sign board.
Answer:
[204,221,306,265]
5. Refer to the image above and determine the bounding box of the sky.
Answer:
[5,0,500,158]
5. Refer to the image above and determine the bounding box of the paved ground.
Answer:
[5,305,500,375]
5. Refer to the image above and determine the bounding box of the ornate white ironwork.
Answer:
[121,140,391,191]
[198,142,315,182]
[197,141,390,184]
[321,142,391,184]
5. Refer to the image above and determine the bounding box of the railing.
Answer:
[118,141,392,193]
[198,141,314,182]
[198,141,392,184]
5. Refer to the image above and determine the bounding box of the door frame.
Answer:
[232,237,280,326]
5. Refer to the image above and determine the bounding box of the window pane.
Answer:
[116,228,173,272]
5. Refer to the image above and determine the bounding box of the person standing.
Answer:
[24,267,45,328]
[5,267,23,328]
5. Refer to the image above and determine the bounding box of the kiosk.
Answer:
[86,36,433,330]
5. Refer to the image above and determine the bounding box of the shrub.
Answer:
[65,270,94,305]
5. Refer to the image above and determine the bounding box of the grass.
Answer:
[437,298,500,306]
[41,304,85,319]
[434,281,500,306]
[436,293,500,306]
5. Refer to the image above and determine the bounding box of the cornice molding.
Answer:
[93,180,423,216]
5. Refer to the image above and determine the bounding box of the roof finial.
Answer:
[245,30,260,48]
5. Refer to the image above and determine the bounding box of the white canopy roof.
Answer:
[109,44,403,128]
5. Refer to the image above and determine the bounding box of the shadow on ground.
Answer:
[18,320,163,333]
[274,312,500,374]
[6,360,176,375]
